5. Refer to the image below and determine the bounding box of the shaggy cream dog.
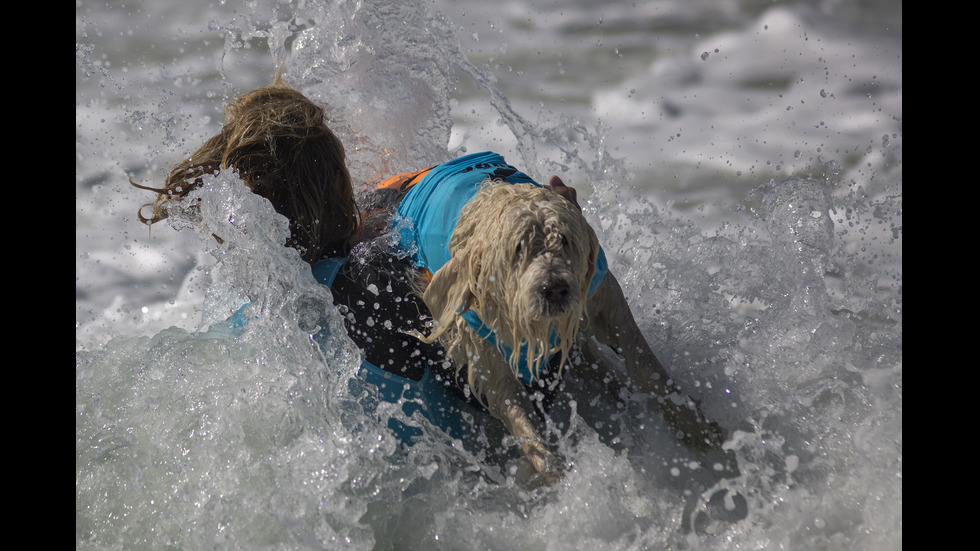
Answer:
[412,181,723,483]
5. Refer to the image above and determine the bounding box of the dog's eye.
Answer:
[561,234,569,247]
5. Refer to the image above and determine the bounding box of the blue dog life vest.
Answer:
[392,151,608,384]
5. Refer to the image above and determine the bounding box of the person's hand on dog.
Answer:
[548,176,580,211]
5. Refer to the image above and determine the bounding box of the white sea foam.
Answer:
[76,1,901,549]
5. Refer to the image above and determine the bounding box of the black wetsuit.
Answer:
[324,250,469,395]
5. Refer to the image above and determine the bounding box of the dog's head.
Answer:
[423,181,600,381]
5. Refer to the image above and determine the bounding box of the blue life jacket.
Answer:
[392,151,607,384]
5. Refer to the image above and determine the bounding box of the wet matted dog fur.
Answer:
[405,181,724,484]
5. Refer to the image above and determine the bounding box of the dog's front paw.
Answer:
[512,439,564,489]
[658,393,727,452]
[511,458,562,490]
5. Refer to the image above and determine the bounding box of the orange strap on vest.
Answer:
[356,167,437,261]
[376,168,434,284]
[376,167,433,192]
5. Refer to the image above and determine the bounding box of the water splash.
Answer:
[77,0,900,548]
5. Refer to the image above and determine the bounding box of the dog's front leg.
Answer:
[586,271,673,394]
[468,343,562,484]
[585,271,726,451]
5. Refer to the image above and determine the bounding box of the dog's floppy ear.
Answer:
[582,223,601,295]
[420,256,476,343]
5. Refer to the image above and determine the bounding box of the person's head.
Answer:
[134,82,359,263]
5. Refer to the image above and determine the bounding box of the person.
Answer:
[133,82,359,263]
[132,80,581,445]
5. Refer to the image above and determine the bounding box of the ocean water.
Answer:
[76,0,902,549]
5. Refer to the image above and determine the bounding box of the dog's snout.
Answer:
[540,278,570,304]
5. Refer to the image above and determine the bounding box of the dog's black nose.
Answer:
[540,278,570,304]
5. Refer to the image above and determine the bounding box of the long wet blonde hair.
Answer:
[132,76,359,263]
